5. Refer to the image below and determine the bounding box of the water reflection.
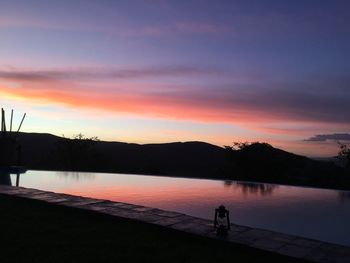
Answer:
[224,181,277,196]
[0,172,22,186]
[12,170,350,246]
[338,191,350,202]
[56,171,95,181]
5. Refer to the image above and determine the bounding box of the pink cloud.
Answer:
[1,68,349,129]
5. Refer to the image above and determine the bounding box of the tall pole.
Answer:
[10,109,13,132]
[3,109,6,133]
[16,173,20,187]
[1,108,3,132]
[16,113,26,134]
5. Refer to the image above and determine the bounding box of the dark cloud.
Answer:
[162,83,350,124]
[0,66,221,82]
[305,133,350,142]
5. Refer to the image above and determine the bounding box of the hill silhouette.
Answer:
[13,132,350,190]
[225,142,347,187]
[16,132,226,177]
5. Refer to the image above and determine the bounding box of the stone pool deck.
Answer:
[0,185,349,263]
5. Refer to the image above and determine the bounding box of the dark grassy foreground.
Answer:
[0,194,307,263]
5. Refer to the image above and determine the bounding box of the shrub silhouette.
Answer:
[55,133,99,171]
[338,142,350,170]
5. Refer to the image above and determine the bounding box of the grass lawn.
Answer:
[0,194,307,263]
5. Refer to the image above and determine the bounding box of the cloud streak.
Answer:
[0,15,232,37]
[175,21,230,34]
[305,133,350,142]
[1,76,349,126]
[0,66,222,82]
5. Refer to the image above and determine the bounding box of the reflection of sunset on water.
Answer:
[12,170,350,246]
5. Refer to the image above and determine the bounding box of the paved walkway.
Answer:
[0,185,349,263]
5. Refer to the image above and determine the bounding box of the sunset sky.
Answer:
[1,0,350,157]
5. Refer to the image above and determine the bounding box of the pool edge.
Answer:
[1,185,349,263]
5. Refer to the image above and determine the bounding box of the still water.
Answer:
[8,170,350,246]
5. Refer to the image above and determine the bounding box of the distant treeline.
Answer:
[9,132,350,190]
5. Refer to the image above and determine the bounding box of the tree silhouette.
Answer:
[55,133,99,171]
[337,142,350,170]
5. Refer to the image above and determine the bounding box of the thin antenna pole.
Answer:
[1,108,4,132]
[10,109,13,132]
[2,109,6,133]
[16,113,26,134]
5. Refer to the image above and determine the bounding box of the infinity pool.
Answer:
[6,170,350,246]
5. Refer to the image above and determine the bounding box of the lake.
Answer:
[7,170,350,246]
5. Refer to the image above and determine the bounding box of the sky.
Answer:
[1,0,350,157]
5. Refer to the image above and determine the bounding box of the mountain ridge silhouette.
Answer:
[12,132,350,190]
